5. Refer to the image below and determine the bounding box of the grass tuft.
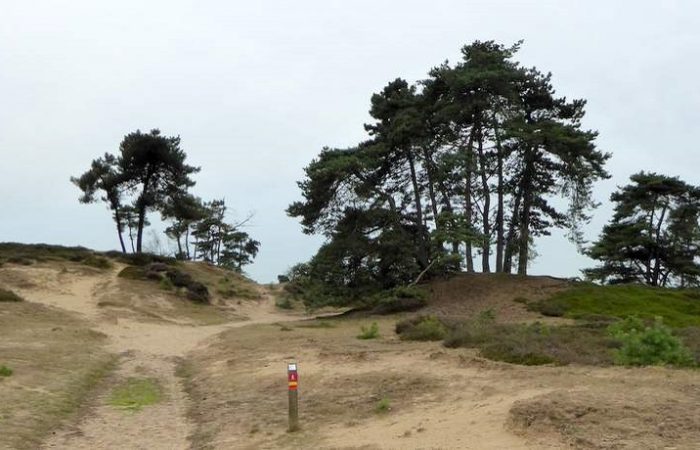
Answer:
[396,315,447,341]
[109,378,163,412]
[357,322,380,340]
[0,365,13,377]
[375,397,391,413]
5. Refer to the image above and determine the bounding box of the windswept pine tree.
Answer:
[585,172,700,287]
[73,130,260,272]
[288,40,610,306]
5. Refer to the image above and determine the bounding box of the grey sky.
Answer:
[1,0,699,282]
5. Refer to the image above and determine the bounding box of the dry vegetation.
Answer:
[1,246,699,449]
[0,300,113,449]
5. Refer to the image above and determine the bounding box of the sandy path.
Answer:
[6,265,293,450]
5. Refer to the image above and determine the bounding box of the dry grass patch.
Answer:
[509,381,700,449]
[179,317,440,449]
[0,301,114,449]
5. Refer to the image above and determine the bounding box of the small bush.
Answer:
[608,317,695,367]
[444,313,616,366]
[275,296,293,310]
[527,299,568,317]
[358,322,380,340]
[185,281,210,303]
[371,286,428,315]
[165,269,194,288]
[82,255,112,269]
[0,288,23,302]
[117,266,149,280]
[0,365,13,377]
[7,256,34,266]
[375,397,391,413]
[159,277,174,291]
[396,315,447,341]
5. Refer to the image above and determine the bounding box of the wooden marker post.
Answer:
[287,362,299,432]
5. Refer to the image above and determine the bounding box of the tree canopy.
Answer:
[73,129,260,273]
[287,40,610,306]
[585,172,700,287]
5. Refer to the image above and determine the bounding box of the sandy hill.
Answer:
[1,245,698,450]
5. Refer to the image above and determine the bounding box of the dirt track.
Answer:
[3,264,699,449]
[3,264,293,450]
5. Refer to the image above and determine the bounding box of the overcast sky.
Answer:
[1,0,699,282]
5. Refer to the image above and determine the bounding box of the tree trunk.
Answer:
[493,117,505,272]
[464,131,476,272]
[476,126,491,273]
[518,152,535,276]
[503,186,522,274]
[422,148,440,227]
[113,206,127,254]
[407,151,428,268]
[136,169,154,254]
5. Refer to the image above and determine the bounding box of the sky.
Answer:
[1,0,699,282]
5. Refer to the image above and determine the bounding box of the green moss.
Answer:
[531,284,700,328]
[396,315,447,341]
[109,378,163,412]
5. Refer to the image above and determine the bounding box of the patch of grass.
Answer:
[370,286,428,315]
[396,315,447,341]
[117,266,149,280]
[0,288,23,302]
[81,255,112,270]
[375,397,391,413]
[109,378,163,412]
[678,326,700,362]
[275,296,294,309]
[0,301,115,449]
[530,284,700,328]
[608,317,695,367]
[358,322,380,340]
[159,277,174,291]
[444,313,617,366]
[0,365,13,377]
[6,256,34,265]
[296,320,336,329]
[216,277,261,300]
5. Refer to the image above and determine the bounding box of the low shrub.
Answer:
[396,315,447,341]
[159,277,174,291]
[7,256,34,266]
[165,269,194,288]
[608,317,695,367]
[375,397,391,413]
[0,288,23,302]
[275,296,293,310]
[117,266,149,281]
[677,327,700,363]
[371,286,428,315]
[358,322,380,340]
[444,313,616,366]
[0,365,13,377]
[528,299,568,317]
[185,281,210,303]
[82,255,112,269]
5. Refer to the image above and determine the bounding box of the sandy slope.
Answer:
[2,263,293,450]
